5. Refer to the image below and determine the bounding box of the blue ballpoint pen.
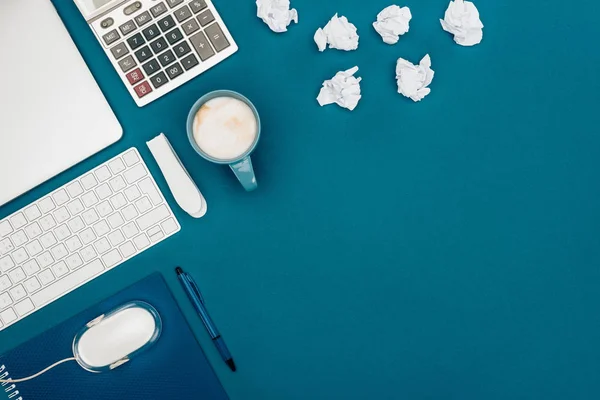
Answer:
[176,267,237,372]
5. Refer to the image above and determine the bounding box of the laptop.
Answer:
[0,0,123,207]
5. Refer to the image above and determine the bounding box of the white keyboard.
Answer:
[0,148,180,331]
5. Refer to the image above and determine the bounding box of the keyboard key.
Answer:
[0,255,15,273]
[150,71,169,89]
[11,230,28,247]
[182,18,200,35]
[123,222,140,239]
[190,31,215,61]
[0,293,13,309]
[80,246,97,262]
[136,205,170,230]
[24,222,42,239]
[38,269,55,285]
[25,205,42,221]
[0,238,14,255]
[14,298,34,316]
[142,58,161,76]
[133,233,150,250]
[135,11,153,27]
[166,0,184,8]
[142,24,161,41]
[205,23,230,52]
[25,240,43,256]
[157,15,176,32]
[66,253,83,270]
[165,27,184,44]
[119,241,136,258]
[0,275,11,291]
[94,237,111,254]
[124,186,141,201]
[51,243,68,260]
[97,201,113,218]
[123,150,140,166]
[173,41,192,58]
[134,81,153,98]
[52,261,69,277]
[23,259,40,275]
[102,29,120,46]
[175,5,192,22]
[81,192,99,208]
[157,49,176,67]
[10,213,27,229]
[134,46,153,63]
[65,236,83,252]
[125,68,145,85]
[37,252,54,268]
[68,216,85,233]
[11,247,28,264]
[39,215,56,231]
[108,230,125,246]
[67,182,84,198]
[119,20,137,36]
[197,9,215,27]
[82,209,100,225]
[150,2,168,17]
[109,176,127,192]
[54,207,70,223]
[122,205,139,221]
[118,55,137,72]
[102,249,122,268]
[107,212,125,229]
[166,62,184,79]
[9,284,26,300]
[0,221,13,238]
[135,197,152,213]
[126,32,145,50]
[150,37,168,54]
[32,260,104,307]
[110,42,130,60]
[110,193,128,209]
[0,308,17,324]
[67,199,85,215]
[38,197,56,213]
[181,53,199,70]
[80,228,97,245]
[95,166,112,182]
[93,220,111,237]
[54,224,71,241]
[189,0,207,13]
[139,178,163,205]
[40,232,57,248]
[149,229,165,242]
[24,277,41,293]
[8,267,26,284]
[96,183,113,200]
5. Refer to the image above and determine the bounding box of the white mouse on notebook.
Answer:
[0,302,161,383]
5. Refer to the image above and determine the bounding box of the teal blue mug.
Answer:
[187,90,260,191]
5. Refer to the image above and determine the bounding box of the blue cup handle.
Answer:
[229,156,257,191]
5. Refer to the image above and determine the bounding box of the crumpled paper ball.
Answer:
[440,0,484,46]
[395,54,435,102]
[314,14,359,52]
[373,5,412,45]
[256,0,298,33]
[317,66,362,111]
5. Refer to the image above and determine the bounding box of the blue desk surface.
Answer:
[2,0,600,399]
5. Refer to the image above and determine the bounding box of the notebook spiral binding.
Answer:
[0,365,22,400]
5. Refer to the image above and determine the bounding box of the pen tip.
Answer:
[175,267,183,275]
[226,359,237,372]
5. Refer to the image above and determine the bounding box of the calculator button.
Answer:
[189,31,215,61]
[150,71,169,89]
[166,62,184,79]
[157,15,176,32]
[126,68,145,85]
[119,20,137,36]
[165,27,184,44]
[110,42,130,60]
[150,2,168,17]
[126,32,145,50]
[166,0,184,8]
[173,41,192,58]
[174,5,192,22]
[124,1,142,15]
[181,18,200,35]
[133,81,153,98]
[150,37,168,54]
[134,46,153,63]
[142,59,161,76]
[189,0,207,13]
[205,23,230,52]
[181,53,199,70]
[135,11,153,27]
[118,55,137,72]
[197,9,215,27]
[142,24,161,41]
[157,49,176,66]
[102,29,120,46]
[100,18,114,29]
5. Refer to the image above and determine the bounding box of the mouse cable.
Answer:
[0,357,77,383]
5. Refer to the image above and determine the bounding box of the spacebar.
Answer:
[31,260,104,307]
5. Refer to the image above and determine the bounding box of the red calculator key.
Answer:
[133,81,153,98]
[126,68,144,85]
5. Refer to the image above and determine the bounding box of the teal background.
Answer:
[1,0,599,399]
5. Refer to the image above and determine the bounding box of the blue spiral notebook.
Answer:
[0,273,229,400]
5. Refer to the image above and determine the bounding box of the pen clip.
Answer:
[185,273,205,304]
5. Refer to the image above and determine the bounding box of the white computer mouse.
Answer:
[72,301,162,373]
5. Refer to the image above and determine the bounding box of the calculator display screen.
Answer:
[75,0,118,16]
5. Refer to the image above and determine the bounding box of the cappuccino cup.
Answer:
[187,90,261,191]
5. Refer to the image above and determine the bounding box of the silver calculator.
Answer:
[74,0,238,107]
